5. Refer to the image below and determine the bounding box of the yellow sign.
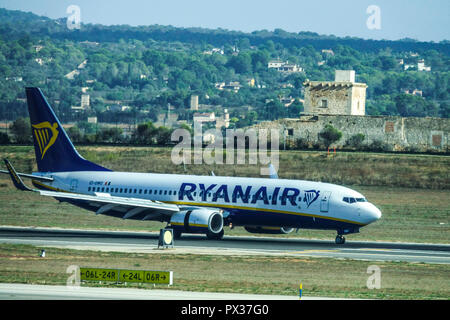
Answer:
[143,271,172,285]
[119,270,145,283]
[80,268,118,282]
[120,270,173,285]
[79,267,173,285]
[32,121,59,159]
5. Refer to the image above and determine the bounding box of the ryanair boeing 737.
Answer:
[2,88,381,244]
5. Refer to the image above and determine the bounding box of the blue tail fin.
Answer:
[26,87,111,173]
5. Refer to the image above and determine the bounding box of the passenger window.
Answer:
[101,187,105,192]
[164,190,167,195]
[144,190,147,194]
[149,190,152,194]
[88,187,91,191]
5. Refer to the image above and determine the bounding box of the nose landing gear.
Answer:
[335,234,346,244]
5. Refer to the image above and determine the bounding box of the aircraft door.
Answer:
[320,191,331,212]
[70,179,78,192]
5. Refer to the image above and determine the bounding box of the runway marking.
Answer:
[343,248,394,252]
[289,251,450,260]
[1,234,449,264]
[288,250,339,254]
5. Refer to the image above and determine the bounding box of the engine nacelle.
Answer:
[244,226,294,235]
[170,208,224,237]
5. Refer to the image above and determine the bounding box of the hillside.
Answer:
[0,8,449,129]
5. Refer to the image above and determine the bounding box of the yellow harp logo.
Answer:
[32,122,59,159]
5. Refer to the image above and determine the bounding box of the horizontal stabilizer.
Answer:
[3,159,34,191]
[0,169,53,182]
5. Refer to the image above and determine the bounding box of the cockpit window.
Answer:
[343,197,367,203]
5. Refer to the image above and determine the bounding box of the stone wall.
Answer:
[251,115,450,153]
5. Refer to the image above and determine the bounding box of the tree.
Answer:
[394,94,438,117]
[67,126,83,143]
[0,132,10,144]
[155,126,172,146]
[10,117,32,143]
[132,121,156,144]
[227,53,252,74]
[439,102,450,118]
[319,124,342,148]
[97,127,123,143]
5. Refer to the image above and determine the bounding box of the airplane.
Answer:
[2,87,382,244]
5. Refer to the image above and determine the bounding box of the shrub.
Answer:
[368,139,391,152]
[345,133,365,149]
[319,124,342,148]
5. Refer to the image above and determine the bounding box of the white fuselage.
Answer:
[33,171,382,230]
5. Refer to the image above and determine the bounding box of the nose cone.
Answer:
[363,203,382,224]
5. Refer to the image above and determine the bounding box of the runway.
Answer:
[0,283,303,300]
[1,226,449,264]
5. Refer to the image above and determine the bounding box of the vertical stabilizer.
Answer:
[26,87,110,172]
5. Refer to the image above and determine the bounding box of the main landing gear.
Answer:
[335,234,346,245]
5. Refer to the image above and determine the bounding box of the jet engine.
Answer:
[170,208,224,239]
[244,226,294,235]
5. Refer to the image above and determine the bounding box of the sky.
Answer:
[0,0,449,42]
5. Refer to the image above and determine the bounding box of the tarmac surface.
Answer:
[0,283,336,300]
[1,226,449,264]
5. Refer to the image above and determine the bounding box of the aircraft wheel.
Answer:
[335,235,346,245]
[173,229,182,240]
[206,229,224,240]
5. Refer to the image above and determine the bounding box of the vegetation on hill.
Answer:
[0,8,449,132]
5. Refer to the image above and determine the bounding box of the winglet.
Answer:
[3,159,34,191]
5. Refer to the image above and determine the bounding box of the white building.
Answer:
[268,60,303,73]
[417,59,431,72]
[193,112,216,123]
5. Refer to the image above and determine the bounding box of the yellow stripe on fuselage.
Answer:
[32,180,69,193]
[165,200,366,226]
[170,222,208,228]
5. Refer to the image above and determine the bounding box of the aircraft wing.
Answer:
[39,190,180,219]
[3,158,179,220]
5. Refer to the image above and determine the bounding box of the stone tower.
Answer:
[303,70,367,116]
